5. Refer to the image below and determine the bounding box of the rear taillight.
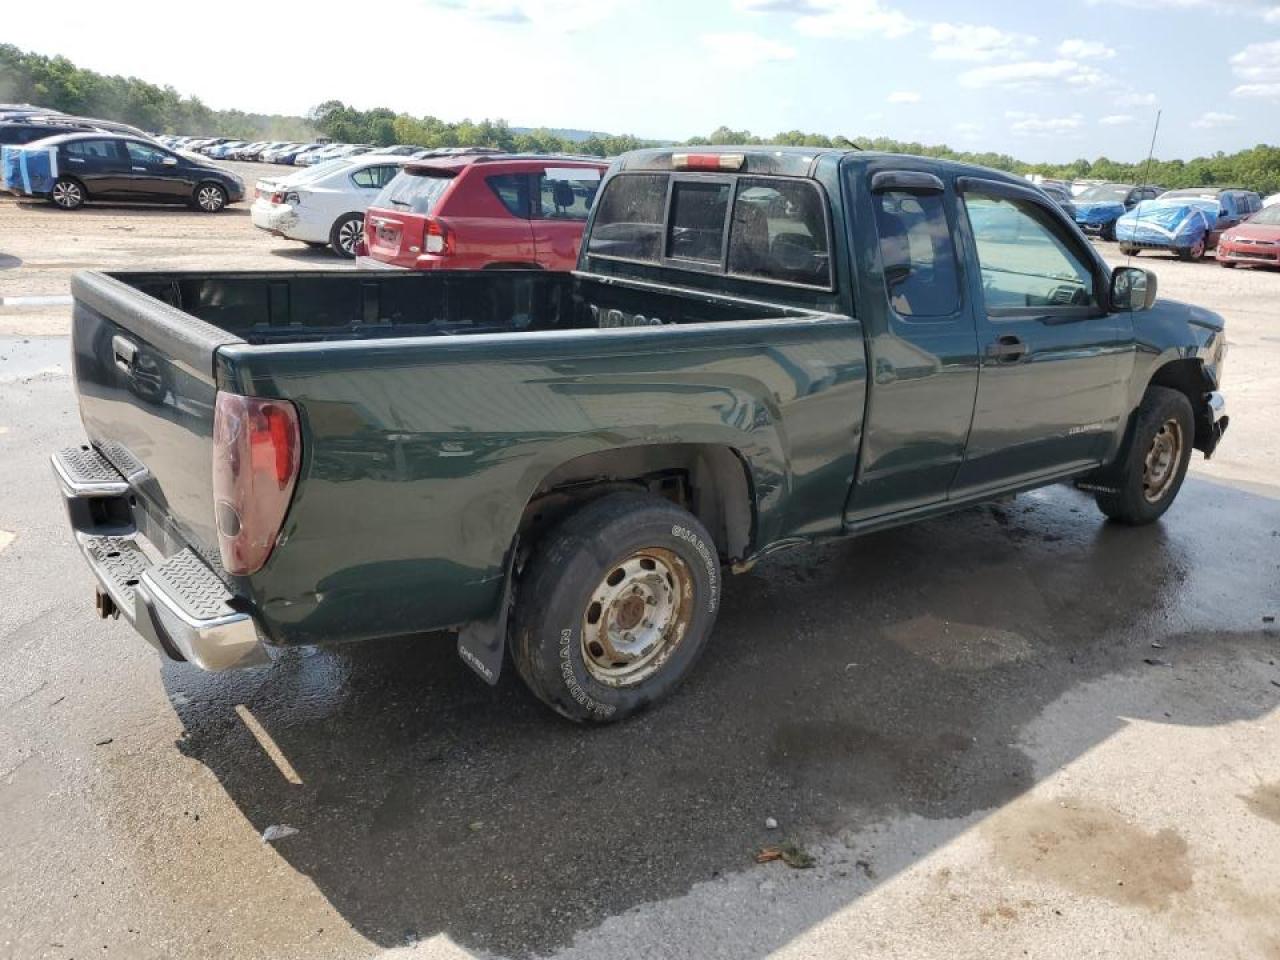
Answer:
[212,392,301,575]
[424,217,453,255]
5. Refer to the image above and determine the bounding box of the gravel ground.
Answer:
[1,184,1279,960]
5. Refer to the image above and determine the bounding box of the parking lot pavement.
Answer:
[1,200,1279,959]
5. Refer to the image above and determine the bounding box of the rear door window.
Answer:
[373,170,454,214]
[586,173,668,262]
[65,139,122,162]
[535,166,601,220]
[872,191,961,318]
[727,179,831,287]
[487,174,530,218]
[666,180,730,263]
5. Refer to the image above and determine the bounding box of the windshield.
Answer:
[274,158,355,185]
[1246,205,1280,226]
[372,170,455,214]
[1075,184,1131,203]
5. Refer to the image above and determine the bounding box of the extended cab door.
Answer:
[845,168,982,520]
[530,166,603,270]
[951,178,1133,495]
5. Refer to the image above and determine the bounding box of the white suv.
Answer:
[251,155,406,257]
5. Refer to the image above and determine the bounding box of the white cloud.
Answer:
[1230,39,1280,98]
[1099,114,1135,125]
[1006,110,1086,135]
[1057,38,1116,60]
[701,32,797,66]
[1191,111,1238,128]
[1117,91,1160,106]
[433,0,621,25]
[887,90,922,103]
[793,0,917,38]
[960,59,1109,90]
[930,22,1036,61]
[1088,0,1280,15]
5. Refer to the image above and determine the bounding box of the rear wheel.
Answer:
[511,491,722,723]
[1177,236,1206,261]
[49,177,84,210]
[1119,243,1139,257]
[1095,386,1194,525]
[193,182,227,213]
[1102,222,1117,241]
[329,214,364,258]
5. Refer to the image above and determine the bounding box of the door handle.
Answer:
[987,334,1028,363]
[111,335,138,373]
[132,166,147,172]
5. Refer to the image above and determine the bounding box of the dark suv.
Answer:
[3,133,245,212]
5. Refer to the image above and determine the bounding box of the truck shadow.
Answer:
[163,474,1280,957]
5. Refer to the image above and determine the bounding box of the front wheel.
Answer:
[50,177,85,210]
[1102,222,1117,242]
[1119,243,1139,257]
[329,214,363,258]
[511,491,722,723]
[1095,386,1195,525]
[193,182,227,213]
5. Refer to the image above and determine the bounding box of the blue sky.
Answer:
[8,0,1280,161]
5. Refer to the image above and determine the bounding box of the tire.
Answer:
[49,177,85,210]
[511,491,722,723]
[1219,259,1237,268]
[1176,236,1206,261]
[329,214,364,258]
[193,181,227,213]
[1095,386,1195,525]
[1102,222,1117,242]
[1119,244,1139,257]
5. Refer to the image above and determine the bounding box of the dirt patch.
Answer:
[986,798,1193,910]
[886,613,1034,670]
[1242,782,1280,826]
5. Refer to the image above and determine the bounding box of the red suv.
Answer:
[356,154,608,271]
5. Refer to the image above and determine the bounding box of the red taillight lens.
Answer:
[424,217,453,255]
[671,152,745,171]
[271,192,285,204]
[212,392,301,575]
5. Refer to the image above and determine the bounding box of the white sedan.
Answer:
[250,154,406,257]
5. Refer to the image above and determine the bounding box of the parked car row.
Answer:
[1117,188,1268,263]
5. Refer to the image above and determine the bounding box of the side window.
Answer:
[536,167,601,221]
[486,173,529,218]
[963,192,1096,310]
[125,141,169,165]
[666,180,730,263]
[727,178,831,287]
[872,191,961,318]
[586,173,668,262]
[350,166,381,189]
[373,165,400,188]
[65,140,119,161]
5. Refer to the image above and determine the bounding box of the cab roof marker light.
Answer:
[671,152,745,171]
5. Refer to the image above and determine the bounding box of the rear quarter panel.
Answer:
[216,319,867,645]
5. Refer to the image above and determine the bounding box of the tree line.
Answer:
[3,44,1278,194]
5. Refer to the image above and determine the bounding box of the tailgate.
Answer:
[69,271,244,568]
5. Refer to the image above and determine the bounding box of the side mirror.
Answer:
[1111,266,1157,312]
[162,156,179,166]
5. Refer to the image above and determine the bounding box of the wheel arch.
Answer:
[1148,358,1217,453]
[516,442,756,564]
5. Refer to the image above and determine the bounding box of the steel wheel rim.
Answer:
[53,182,80,207]
[338,218,362,254]
[198,186,223,211]
[581,547,693,687]
[1191,239,1205,258]
[1142,418,1184,503]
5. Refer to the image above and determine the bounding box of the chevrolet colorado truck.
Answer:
[54,147,1229,723]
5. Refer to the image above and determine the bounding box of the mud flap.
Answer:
[456,542,518,686]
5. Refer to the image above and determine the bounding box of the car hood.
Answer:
[1075,201,1125,221]
[1226,223,1280,242]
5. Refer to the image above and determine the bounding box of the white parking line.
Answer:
[0,295,73,307]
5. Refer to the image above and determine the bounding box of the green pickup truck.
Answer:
[54,147,1228,722]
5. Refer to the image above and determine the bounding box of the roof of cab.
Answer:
[613,144,1031,188]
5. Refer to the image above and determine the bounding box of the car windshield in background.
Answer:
[373,169,454,214]
[1075,184,1130,203]
[281,158,357,184]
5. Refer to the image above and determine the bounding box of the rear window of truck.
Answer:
[587,172,832,288]
[373,169,455,214]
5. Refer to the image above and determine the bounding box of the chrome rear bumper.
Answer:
[52,444,269,671]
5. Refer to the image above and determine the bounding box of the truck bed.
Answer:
[67,268,863,655]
